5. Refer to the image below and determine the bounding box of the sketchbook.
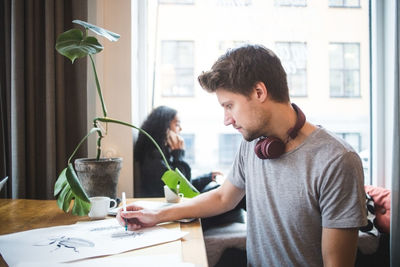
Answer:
[0,218,187,266]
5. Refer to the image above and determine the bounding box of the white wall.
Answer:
[88,0,133,197]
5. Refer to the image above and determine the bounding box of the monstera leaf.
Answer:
[55,29,103,63]
[72,20,120,42]
[161,169,200,198]
[54,164,91,216]
[55,19,120,63]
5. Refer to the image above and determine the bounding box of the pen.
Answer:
[122,192,128,231]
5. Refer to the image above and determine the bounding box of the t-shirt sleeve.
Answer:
[319,151,367,228]
[227,140,247,190]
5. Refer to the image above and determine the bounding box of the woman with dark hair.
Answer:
[134,106,220,197]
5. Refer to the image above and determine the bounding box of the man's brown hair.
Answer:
[198,44,290,102]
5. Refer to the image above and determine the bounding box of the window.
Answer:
[335,132,369,183]
[335,132,361,152]
[329,43,360,97]
[329,0,360,8]
[216,0,252,7]
[275,42,307,97]
[145,0,370,181]
[182,134,195,165]
[219,134,242,166]
[219,41,248,55]
[160,40,194,97]
[275,0,307,7]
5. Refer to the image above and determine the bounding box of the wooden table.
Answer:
[0,198,208,266]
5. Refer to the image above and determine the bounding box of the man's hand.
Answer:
[167,130,185,150]
[116,204,160,230]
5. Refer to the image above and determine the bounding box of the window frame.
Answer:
[275,41,308,97]
[329,42,361,98]
[129,0,392,188]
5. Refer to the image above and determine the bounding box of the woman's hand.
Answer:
[211,171,223,182]
[167,129,185,150]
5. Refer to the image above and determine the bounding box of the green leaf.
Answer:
[73,19,120,42]
[63,190,73,212]
[66,164,90,202]
[54,164,91,216]
[55,29,103,63]
[72,198,91,216]
[161,169,200,198]
[57,185,70,212]
[54,168,68,197]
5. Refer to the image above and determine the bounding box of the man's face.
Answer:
[216,89,266,141]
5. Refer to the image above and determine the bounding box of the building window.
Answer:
[219,134,242,166]
[335,132,361,152]
[275,0,307,7]
[160,40,194,97]
[329,0,360,8]
[275,42,307,97]
[216,0,252,7]
[182,134,195,165]
[218,40,248,55]
[159,0,195,5]
[329,43,360,97]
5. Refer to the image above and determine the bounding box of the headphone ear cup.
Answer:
[255,137,285,159]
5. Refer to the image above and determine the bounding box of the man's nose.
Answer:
[224,113,234,126]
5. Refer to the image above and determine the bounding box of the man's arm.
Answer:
[321,227,359,267]
[117,179,245,230]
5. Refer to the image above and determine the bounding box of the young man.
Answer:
[119,45,367,266]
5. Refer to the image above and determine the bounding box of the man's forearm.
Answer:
[157,183,243,223]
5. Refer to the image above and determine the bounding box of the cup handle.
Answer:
[109,199,117,209]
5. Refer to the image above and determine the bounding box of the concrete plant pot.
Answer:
[74,158,122,200]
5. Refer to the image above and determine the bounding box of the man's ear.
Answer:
[253,82,268,102]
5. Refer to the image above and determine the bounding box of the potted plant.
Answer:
[54,20,199,216]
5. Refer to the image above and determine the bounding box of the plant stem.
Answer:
[67,128,102,164]
[93,121,104,160]
[94,117,172,170]
[89,54,107,117]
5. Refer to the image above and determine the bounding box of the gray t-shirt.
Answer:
[227,127,367,267]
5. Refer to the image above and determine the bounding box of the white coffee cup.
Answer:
[164,185,183,203]
[88,196,117,219]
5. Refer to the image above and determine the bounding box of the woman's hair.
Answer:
[134,106,177,162]
[198,44,289,102]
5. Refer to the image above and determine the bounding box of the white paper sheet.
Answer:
[15,254,195,267]
[0,219,187,266]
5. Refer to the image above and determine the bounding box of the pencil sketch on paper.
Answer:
[111,231,143,239]
[0,219,187,266]
[34,236,94,252]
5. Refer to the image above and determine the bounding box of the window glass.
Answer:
[275,42,307,96]
[219,134,242,166]
[275,0,307,7]
[329,43,361,97]
[160,41,194,96]
[182,134,195,165]
[329,0,360,8]
[216,0,252,7]
[146,0,370,182]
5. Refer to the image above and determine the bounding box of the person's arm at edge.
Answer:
[321,227,359,267]
[117,179,244,230]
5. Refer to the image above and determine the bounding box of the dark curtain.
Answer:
[391,1,400,266]
[0,0,88,199]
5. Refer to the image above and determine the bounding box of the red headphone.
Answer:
[254,103,306,159]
